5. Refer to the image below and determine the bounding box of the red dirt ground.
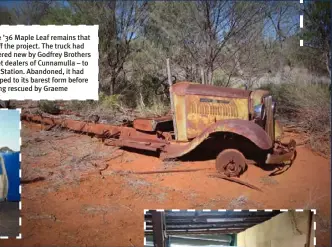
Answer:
[0,121,330,247]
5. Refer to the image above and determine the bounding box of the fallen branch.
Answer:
[21,177,46,184]
[98,163,109,173]
[129,168,212,175]
[296,139,310,146]
[209,174,263,192]
[44,124,57,131]
[106,168,212,176]
[26,214,57,221]
[90,162,109,177]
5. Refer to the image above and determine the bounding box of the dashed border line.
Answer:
[0,108,22,239]
[300,0,303,45]
[143,209,317,246]
[300,15,303,28]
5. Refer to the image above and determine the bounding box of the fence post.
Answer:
[166,59,178,141]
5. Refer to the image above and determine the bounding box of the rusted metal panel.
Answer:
[160,119,273,159]
[111,139,166,152]
[265,139,296,164]
[23,114,124,136]
[133,118,155,132]
[22,113,170,154]
[265,150,296,164]
[133,116,172,132]
[170,82,252,141]
[22,112,296,166]
[173,92,187,141]
[274,120,284,141]
[22,113,164,142]
[264,96,274,142]
[185,95,249,139]
[172,81,251,98]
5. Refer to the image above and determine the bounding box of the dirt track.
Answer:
[0,121,330,247]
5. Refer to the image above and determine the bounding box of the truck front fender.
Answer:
[161,119,273,159]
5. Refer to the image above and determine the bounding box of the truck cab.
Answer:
[132,81,295,177]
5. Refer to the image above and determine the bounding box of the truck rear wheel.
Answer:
[216,149,247,177]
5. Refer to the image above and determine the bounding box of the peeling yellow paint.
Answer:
[184,95,249,139]
[173,93,188,141]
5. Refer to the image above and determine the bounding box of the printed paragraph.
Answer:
[0,25,98,100]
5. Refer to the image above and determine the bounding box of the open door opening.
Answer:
[144,210,314,247]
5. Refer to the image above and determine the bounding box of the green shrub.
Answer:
[38,101,60,115]
[99,93,121,109]
[261,82,330,156]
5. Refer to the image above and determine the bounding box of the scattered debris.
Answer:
[126,177,151,189]
[209,174,263,192]
[229,195,249,208]
[81,204,118,214]
[162,158,180,169]
[26,214,57,222]
[260,176,279,186]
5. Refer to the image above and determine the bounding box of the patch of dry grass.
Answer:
[64,94,169,126]
[302,186,329,209]
[162,159,180,169]
[126,177,151,189]
[228,195,248,208]
[316,214,331,233]
[136,98,169,118]
[261,78,330,157]
[21,126,120,192]
[259,176,279,186]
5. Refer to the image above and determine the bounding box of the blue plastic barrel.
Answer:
[0,152,20,201]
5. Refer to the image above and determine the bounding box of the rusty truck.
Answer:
[22,78,296,178]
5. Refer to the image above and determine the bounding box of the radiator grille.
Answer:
[188,100,239,118]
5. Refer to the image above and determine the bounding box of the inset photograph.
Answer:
[144,210,315,247]
[0,109,21,238]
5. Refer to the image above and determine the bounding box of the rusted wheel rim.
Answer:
[216,149,246,177]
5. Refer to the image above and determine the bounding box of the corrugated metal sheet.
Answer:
[145,210,281,235]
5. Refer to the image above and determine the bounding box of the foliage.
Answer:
[38,101,60,115]
[302,1,331,76]
[99,93,121,108]
[3,0,329,97]
[261,80,330,156]
[2,0,330,155]
[0,6,15,24]
[302,1,331,49]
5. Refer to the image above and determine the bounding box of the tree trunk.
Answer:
[207,63,214,85]
[201,68,205,84]
[109,72,116,95]
[234,52,244,77]
[326,50,331,78]
[108,0,117,95]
